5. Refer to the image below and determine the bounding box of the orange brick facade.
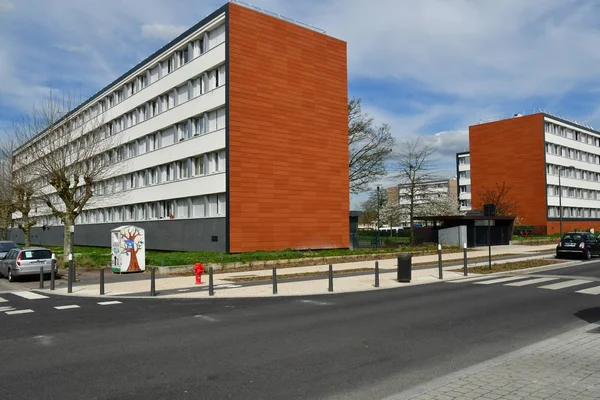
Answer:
[470,114,547,229]
[226,3,349,252]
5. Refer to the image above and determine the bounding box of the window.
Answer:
[179,159,189,179]
[194,156,205,175]
[192,196,205,217]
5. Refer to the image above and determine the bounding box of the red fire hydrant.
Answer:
[194,263,205,285]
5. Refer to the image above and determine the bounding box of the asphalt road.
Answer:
[2,262,600,400]
[549,258,600,278]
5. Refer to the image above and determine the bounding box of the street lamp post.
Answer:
[376,186,380,249]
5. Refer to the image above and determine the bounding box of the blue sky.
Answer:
[2,0,600,208]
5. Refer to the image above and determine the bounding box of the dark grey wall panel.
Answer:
[8,218,226,252]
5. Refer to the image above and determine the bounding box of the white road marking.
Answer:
[299,299,332,306]
[576,285,600,295]
[6,309,34,315]
[447,276,500,283]
[474,276,529,285]
[0,306,15,312]
[12,291,49,300]
[539,280,592,290]
[54,305,81,310]
[177,289,190,292]
[0,296,7,303]
[97,301,122,306]
[33,335,53,346]
[194,315,219,322]
[215,284,242,288]
[504,277,559,287]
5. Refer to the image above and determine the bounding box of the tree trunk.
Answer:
[63,215,74,265]
[24,228,31,248]
[126,249,141,272]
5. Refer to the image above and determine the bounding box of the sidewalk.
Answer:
[41,244,560,299]
[390,323,600,400]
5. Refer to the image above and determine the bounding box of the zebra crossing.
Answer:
[0,291,122,316]
[448,274,600,295]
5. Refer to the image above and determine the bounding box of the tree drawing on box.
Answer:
[120,227,144,272]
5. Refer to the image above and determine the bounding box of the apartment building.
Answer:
[469,112,600,234]
[12,2,349,252]
[456,152,472,212]
[386,178,457,227]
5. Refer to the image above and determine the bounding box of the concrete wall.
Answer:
[438,225,467,247]
[8,218,226,252]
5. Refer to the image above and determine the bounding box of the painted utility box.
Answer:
[111,225,145,273]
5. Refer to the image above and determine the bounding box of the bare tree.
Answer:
[476,182,519,217]
[348,98,395,194]
[12,91,120,262]
[361,188,387,229]
[394,137,437,244]
[0,150,14,240]
[0,138,43,247]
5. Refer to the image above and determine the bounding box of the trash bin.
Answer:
[397,253,412,282]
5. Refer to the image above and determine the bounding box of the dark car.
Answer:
[556,232,600,260]
[0,241,17,259]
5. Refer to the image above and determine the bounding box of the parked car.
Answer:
[556,232,600,260]
[0,241,16,259]
[0,247,57,282]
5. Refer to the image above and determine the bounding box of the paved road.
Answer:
[549,258,600,278]
[3,265,600,400]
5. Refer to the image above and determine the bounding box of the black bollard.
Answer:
[328,264,333,292]
[209,267,214,296]
[39,266,44,289]
[463,243,468,276]
[100,268,105,295]
[68,254,73,294]
[50,262,55,291]
[438,244,443,280]
[273,266,278,295]
[375,261,380,288]
[150,267,156,297]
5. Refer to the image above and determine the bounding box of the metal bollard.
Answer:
[328,264,333,292]
[100,268,105,295]
[68,254,73,294]
[209,267,214,296]
[273,266,278,295]
[39,266,44,289]
[50,262,55,291]
[150,267,156,297]
[438,244,443,280]
[463,243,468,276]
[374,260,380,288]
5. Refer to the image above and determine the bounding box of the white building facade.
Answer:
[544,116,600,220]
[456,152,472,212]
[13,7,229,251]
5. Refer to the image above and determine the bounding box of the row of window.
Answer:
[545,122,600,147]
[458,156,470,165]
[547,185,600,200]
[459,185,471,193]
[545,143,600,166]
[546,163,600,182]
[70,23,225,131]
[103,64,225,139]
[16,24,227,168]
[548,206,600,219]
[94,150,226,195]
[459,171,470,179]
[27,107,226,193]
[35,193,226,227]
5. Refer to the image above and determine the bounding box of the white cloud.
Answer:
[0,0,14,13]
[141,23,188,41]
